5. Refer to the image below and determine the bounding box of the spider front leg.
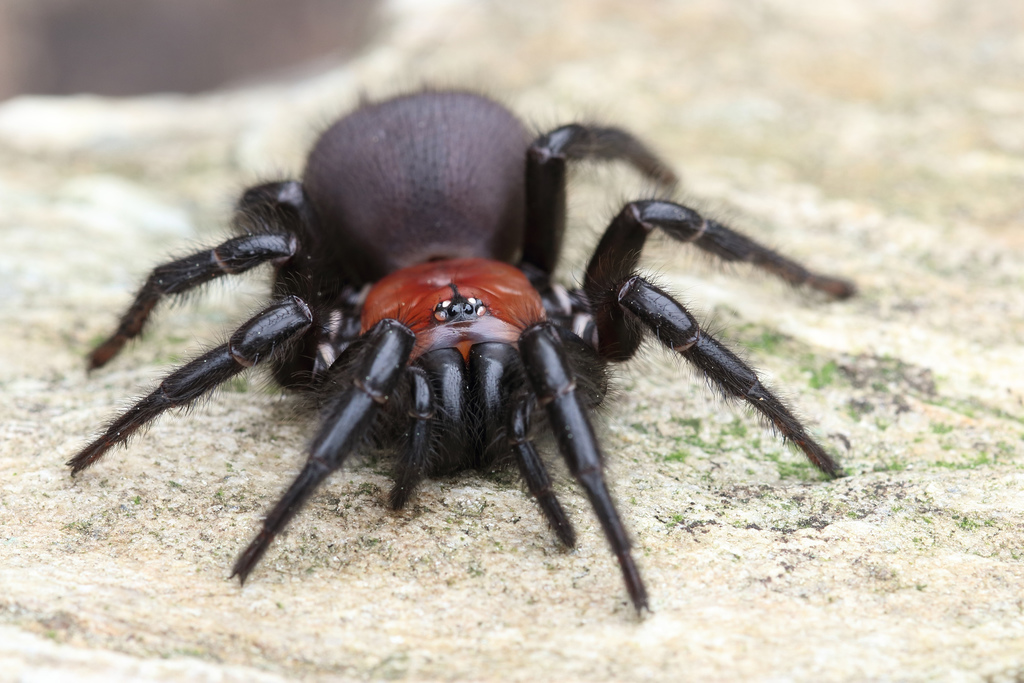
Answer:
[519,322,647,612]
[508,393,577,548]
[615,276,843,477]
[69,296,314,473]
[232,319,414,582]
[88,180,308,369]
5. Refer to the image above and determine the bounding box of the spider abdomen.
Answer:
[302,91,531,284]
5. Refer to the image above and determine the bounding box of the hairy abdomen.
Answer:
[303,91,531,284]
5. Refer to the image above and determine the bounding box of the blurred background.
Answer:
[0,0,378,99]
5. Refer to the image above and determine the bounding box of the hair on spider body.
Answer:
[70,88,854,614]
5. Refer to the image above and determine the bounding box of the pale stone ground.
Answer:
[2,1,1023,681]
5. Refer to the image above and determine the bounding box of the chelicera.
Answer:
[70,90,854,612]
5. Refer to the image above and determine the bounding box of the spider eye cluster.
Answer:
[433,296,487,322]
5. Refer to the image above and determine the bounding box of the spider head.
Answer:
[433,293,488,323]
[361,257,546,360]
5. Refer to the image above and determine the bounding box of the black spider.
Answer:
[70,90,854,612]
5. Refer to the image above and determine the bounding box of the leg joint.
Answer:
[534,379,577,407]
[228,342,256,367]
[353,378,390,405]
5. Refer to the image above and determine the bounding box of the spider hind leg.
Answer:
[523,124,678,275]
[88,180,309,370]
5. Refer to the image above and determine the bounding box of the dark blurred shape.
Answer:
[0,0,378,100]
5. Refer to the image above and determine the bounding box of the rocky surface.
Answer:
[1,0,1023,681]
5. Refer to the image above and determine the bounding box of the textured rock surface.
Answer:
[2,0,1023,681]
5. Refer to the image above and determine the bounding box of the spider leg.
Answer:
[88,181,308,370]
[508,393,576,548]
[68,296,314,474]
[468,342,520,463]
[519,322,646,612]
[232,319,414,583]
[470,341,577,546]
[523,124,678,274]
[388,366,434,510]
[616,275,843,477]
[417,348,472,472]
[267,285,369,392]
[584,200,856,361]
